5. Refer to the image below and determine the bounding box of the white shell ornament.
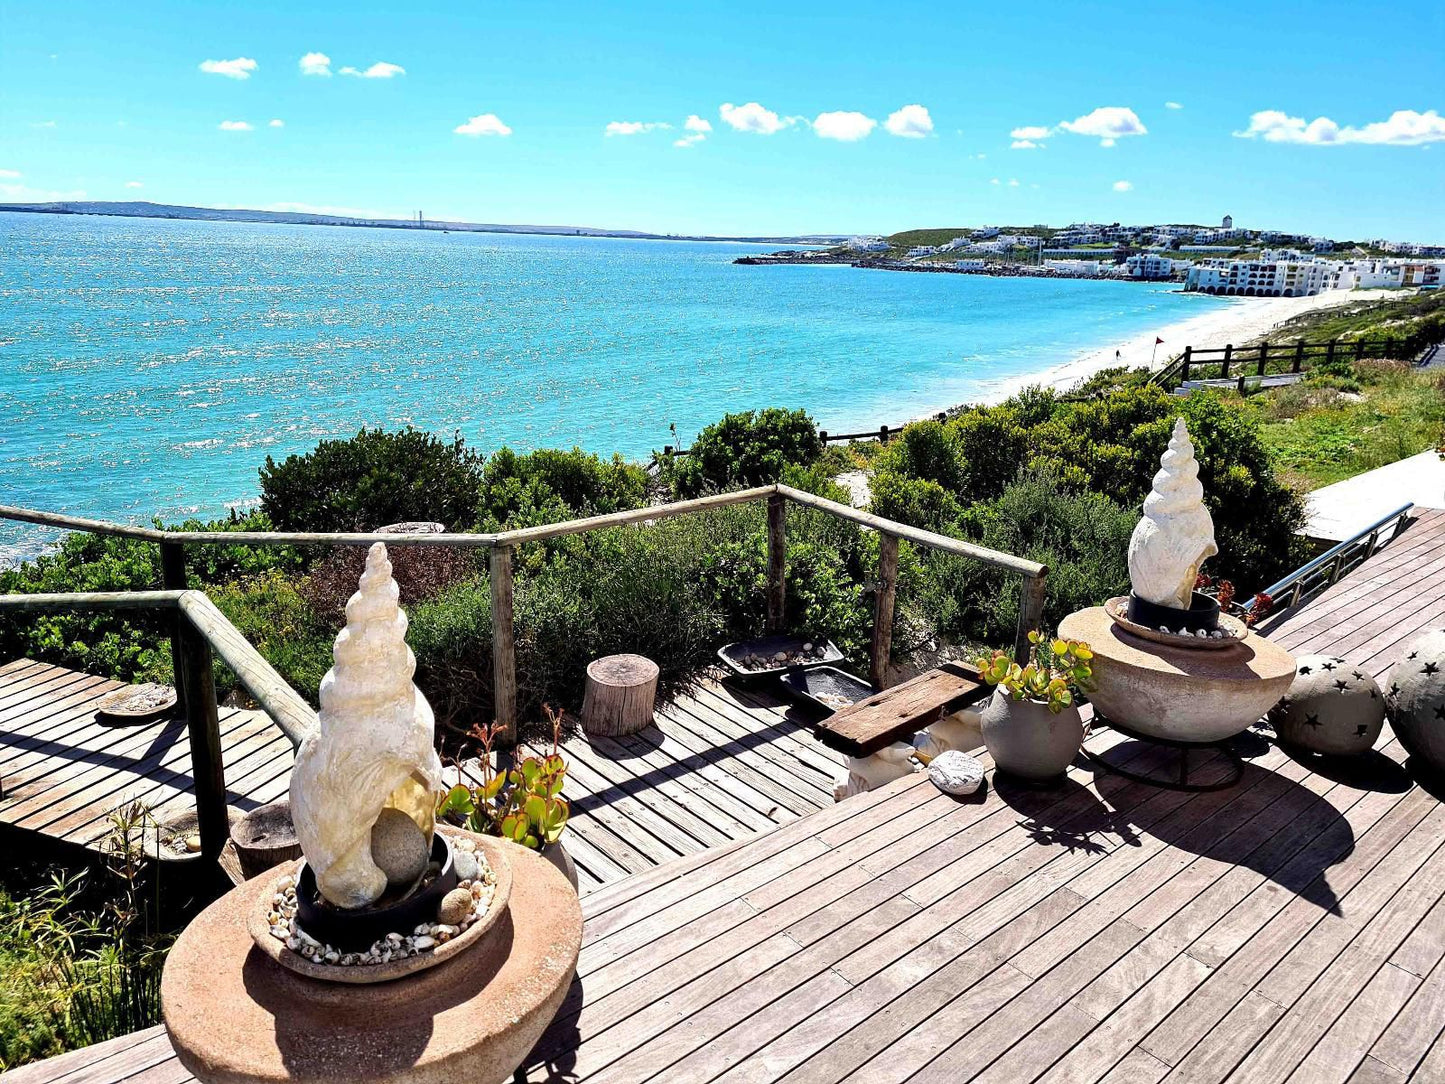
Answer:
[289,543,444,909]
[1127,418,1218,610]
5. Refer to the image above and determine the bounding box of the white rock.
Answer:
[289,542,444,910]
[1128,419,1218,610]
[414,935,436,950]
[928,751,985,796]
[454,849,480,882]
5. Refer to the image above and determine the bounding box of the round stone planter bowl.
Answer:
[1060,607,1296,745]
[295,832,457,953]
[981,688,1085,783]
[1126,591,1220,635]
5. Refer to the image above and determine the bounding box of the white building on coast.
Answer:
[1185,251,1445,297]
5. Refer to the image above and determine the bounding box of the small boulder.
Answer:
[928,751,985,796]
[438,886,474,925]
[453,848,480,883]
[370,809,429,887]
[1270,654,1385,757]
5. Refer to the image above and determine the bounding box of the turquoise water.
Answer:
[0,213,1224,562]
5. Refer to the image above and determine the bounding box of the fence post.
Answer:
[819,430,828,443]
[1383,337,1395,359]
[1325,340,1336,367]
[1220,344,1233,379]
[160,541,188,697]
[1179,346,1191,382]
[1257,341,1269,376]
[1355,339,1366,361]
[1293,340,1305,373]
[175,618,227,862]
[1015,572,1048,662]
[879,424,890,444]
[489,545,517,747]
[869,533,899,690]
[766,493,786,633]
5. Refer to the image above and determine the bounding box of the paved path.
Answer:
[1305,451,1445,542]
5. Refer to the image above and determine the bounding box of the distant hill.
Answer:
[0,200,846,246]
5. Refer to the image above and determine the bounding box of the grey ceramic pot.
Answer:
[980,688,1084,782]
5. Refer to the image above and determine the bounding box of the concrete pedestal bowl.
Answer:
[1060,607,1296,744]
[162,831,582,1084]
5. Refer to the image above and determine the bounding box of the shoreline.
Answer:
[965,287,1403,408]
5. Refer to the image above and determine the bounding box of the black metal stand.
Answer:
[1084,716,1245,792]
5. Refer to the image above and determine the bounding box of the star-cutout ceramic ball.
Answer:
[1270,654,1384,756]
[1385,629,1445,775]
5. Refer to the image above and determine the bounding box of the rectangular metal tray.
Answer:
[716,635,844,680]
[779,665,878,715]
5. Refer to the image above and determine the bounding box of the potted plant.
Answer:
[975,632,1094,782]
[437,706,578,890]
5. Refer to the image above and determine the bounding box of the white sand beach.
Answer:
[976,287,1401,405]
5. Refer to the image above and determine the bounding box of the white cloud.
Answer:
[674,134,706,148]
[454,113,512,137]
[1008,178,1020,187]
[32,121,57,129]
[1165,101,1183,110]
[339,61,406,78]
[884,104,933,138]
[684,115,712,134]
[605,121,670,136]
[200,57,257,80]
[1010,125,1051,141]
[125,180,143,188]
[269,118,284,128]
[813,110,876,141]
[1058,106,1147,144]
[1234,108,1445,146]
[989,178,1000,185]
[0,169,20,179]
[218,120,253,131]
[1011,139,1042,150]
[299,52,332,76]
[1113,180,1133,192]
[719,101,793,134]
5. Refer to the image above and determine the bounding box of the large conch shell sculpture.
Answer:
[290,543,444,909]
[1127,418,1218,610]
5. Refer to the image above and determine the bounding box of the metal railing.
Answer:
[1244,503,1414,620]
[0,484,1048,768]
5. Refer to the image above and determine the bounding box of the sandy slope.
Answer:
[976,288,1401,405]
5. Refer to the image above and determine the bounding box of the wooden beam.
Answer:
[0,590,186,611]
[1016,572,1048,661]
[490,545,518,747]
[175,619,228,862]
[870,533,899,690]
[766,493,786,633]
[777,485,1047,578]
[493,486,777,547]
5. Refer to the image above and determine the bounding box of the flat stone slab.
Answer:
[162,833,582,1084]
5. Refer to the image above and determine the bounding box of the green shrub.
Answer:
[259,428,484,532]
[478,447,647,529]
[663,408,823,498]
[209,572,332,703]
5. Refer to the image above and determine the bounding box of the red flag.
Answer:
[1155,337,1165,344]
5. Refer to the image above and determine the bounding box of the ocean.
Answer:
[0,213,1226,562]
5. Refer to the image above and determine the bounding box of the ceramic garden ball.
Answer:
[1385,630,1445,776]
[1269,655,1385,756]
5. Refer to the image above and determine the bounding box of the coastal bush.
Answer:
[259,427,484,532]
[662,408,823,498]
[477,446,648,529]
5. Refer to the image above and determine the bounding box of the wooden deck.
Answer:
[8,508,1445,1083]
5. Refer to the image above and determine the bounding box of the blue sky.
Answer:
[3,0,1442,240]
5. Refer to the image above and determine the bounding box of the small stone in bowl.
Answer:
[370,809,429,887]
[438,886,474,925]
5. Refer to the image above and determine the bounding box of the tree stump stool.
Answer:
[231,800,302,880]
[581,654,660,736]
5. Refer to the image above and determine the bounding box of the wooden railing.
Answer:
[1151,335,1413,388]
[661,415,953,456]
[0,483,1048,747]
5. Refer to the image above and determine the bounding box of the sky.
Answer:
[2,0,1443,241]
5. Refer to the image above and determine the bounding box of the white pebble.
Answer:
[414,935,436,950]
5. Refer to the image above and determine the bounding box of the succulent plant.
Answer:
[437,705,570,851]
[975,630,1094,714]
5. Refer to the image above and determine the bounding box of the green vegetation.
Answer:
[1251,361,1445,490]
[1241,289,1445,354]
[659,408,823,498]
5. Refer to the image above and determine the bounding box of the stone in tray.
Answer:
[779,666,878,714]
[717,635,844,677]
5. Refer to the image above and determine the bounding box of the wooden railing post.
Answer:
[766,493,786,632]
[1325,340,1336,367]
[869,533,899,690]
[1179,346,1191,381]
[175,618,227,861]
[1257,341,1269,376]
[160,540,188,697]
[1015,572,1047,662]
[1220,344,1233,379]
[879,425,890,444]
[1293,340,1305,373]
[1354,339,1366,361]
[489,544,517,747]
